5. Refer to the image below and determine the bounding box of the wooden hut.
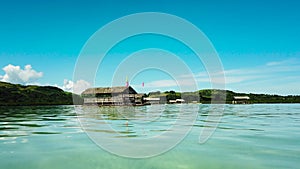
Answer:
[81,86,139,106]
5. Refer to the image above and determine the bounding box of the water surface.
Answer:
[0,104,299,169]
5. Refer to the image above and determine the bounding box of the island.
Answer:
[1,82,300,106]
[81,86,300,105]
[0,81,83,106]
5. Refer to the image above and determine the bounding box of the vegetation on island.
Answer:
[1,81,299,106]
[0,82,83,106]
[148,89,300,104]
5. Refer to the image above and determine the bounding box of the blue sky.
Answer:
[0,0,299,95]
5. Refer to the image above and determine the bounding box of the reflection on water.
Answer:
[0,104,300,169]
[77,104,188,140]
[0,106,81,138]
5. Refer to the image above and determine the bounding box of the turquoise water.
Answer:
[0,104,299,169]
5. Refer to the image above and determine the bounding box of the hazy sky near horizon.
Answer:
[0,0,299,95]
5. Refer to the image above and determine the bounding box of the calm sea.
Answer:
[0,104,299,169]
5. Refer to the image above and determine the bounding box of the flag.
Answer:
[125,76,129,87]
[142,82,144,87]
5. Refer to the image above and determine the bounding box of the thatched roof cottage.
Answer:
[81,86,142,106]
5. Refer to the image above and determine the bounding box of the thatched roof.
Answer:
[81,86,137,95]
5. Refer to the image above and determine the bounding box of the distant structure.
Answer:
[81,86,143,106]
[168,99,185,104]
[232,96,250,104]
[143,97,160,105]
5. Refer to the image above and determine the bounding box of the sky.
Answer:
[0,0,300,95]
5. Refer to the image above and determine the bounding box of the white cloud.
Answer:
[143,58,300,94]
[144,79,177,88]
[266,58,298,66]
[0,64,43,84]
[137,79,198,88]
[63,79,74,91]
[185,58,300,86]
[131,78,199,93]
[62,79,91,94]
[266,61,283,66]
